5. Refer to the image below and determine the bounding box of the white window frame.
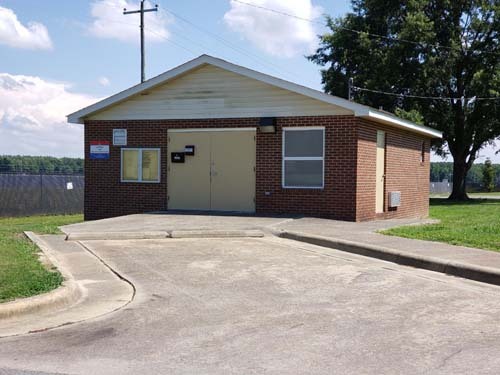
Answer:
[121,148,161,183]
[282,127,325,189]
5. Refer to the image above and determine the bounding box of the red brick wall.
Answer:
[83,116,430,221]
[256,116,357,220]
[84,116,358,221]
[84,118,256,220]
[356,119,430,221]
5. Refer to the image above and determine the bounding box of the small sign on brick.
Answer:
[90,141,110,160]
[113,129,127,146]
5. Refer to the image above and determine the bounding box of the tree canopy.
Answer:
[308,0,499,200]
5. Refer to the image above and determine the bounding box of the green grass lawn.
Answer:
[0,214,83,303]
[430,192,500,198]
[382,199,500,251]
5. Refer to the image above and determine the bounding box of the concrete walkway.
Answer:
[275,217,500,284]
[3,236,500,374]
[63,213,500,286]
[0,235,134,337]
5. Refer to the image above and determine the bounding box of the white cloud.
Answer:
[88,0,172,43]
[0,73,99,157]
[0,6,52,50]
[98,76,111,86]
[223,0,322,58]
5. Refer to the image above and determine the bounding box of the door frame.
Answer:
[166,127,257,211]
[168,127,256,133]
[375,130,386,214]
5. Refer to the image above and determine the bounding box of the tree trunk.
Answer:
[448,156,470,200]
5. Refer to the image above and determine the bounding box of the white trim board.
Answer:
[67,54,442,139]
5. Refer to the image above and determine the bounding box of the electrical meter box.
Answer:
[388,191,401,208]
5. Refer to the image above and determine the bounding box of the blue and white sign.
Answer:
[90,141,110,160]
[113,129,127,146]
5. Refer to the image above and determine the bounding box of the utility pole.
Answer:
[348,77,354,101]
[123,1,158,83]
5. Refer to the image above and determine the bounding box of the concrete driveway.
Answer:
[2,235,500,374]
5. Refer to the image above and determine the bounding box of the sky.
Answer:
[0,0,498,162]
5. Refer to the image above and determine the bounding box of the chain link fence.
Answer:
[430,179,452,194]
[0,171,84,217]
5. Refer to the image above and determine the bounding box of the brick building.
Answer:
[68,55,442,221]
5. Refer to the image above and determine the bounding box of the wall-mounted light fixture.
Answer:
[259,117,277,133]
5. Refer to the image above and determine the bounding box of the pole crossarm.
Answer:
[124,8,158,14]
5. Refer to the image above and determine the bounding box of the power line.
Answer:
[86,14,297,79]
[352,85,500,101]
[86,16,200,57]
[91,8,300,81]
[163,7,299,80]
[144,27,201,56]
[231,0,500,56]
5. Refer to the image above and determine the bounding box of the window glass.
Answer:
[283,128,324,188]
[284,129,323,157]
[142,150,159,181]
[284,160,323,187]
[122,150,139,181]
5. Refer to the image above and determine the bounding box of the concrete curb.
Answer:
[277,230,500,286]
[170,229,265,238]
[0,232,82,320]
[66,231,170,241]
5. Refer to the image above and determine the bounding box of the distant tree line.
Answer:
[432,162,500,188]
[0,155,497,188]
[0,155,84,174]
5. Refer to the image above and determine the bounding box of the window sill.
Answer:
[282,186,324,190]
[121,180,160,184]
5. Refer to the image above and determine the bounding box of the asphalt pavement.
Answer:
[1,236,500,374]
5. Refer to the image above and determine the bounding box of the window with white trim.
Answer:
[282,128,324,188]
[121,148,160,183]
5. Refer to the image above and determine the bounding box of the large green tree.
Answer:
[308,0,499,200]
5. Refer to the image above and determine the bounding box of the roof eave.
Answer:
[66,54,443,139]
[361,110,442,138]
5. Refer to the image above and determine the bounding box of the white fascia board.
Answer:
[364,110,443,138]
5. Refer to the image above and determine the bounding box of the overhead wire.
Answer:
[85,16,200,56]
[85,11,301,81]
[162,7,300,80]
[145,26,206,56]
[231,0,500,56]
[352,85,500,101]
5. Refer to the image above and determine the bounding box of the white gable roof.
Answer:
[67,55,442,138]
